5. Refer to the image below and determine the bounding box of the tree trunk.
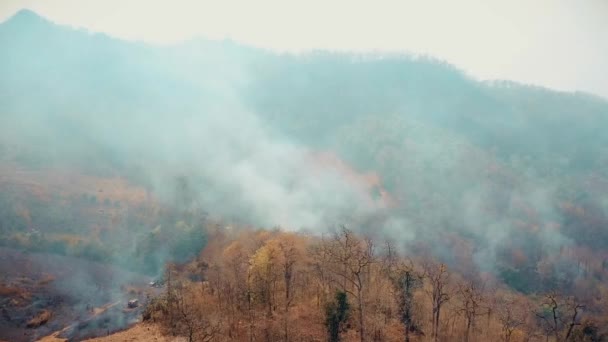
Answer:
[465,317,471,342]
[434,305,442,342]
[432,308,438,340]
[358,290,365,342]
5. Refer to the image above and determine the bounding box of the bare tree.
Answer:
[316,226,375,342]
[497,297,525,342]
[535,292,585,342]
[423,261,451,342]
[455,280,486,342]
[172,281,221,342]
[564,300,584,341]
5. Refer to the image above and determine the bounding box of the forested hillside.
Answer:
[1,9,608,341]
[143,226,608,341]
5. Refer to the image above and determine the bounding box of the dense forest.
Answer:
[1,9,608,341]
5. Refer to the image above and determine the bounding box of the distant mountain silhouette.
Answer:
[1,8,50,28]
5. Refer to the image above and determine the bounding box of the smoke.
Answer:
[1,10,608,293]
[137,101,384,229]
[0,12,384,232]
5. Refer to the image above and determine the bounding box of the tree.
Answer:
[249,242,280,316]
[535,292,585,342]
[496,296,525,342]
[157,264,221,342]
[172,281,221,342]
[423,261,451,342]
[276,234,301,341]
[383,242,423,342]
[455,280,486,342]
[326,291,350,342]
[221,240,251,339]
[277,236,298,308]
[316,226,375,342]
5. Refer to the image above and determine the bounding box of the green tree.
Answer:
[326,291,350,342]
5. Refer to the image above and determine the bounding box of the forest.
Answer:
[144,225,607,342]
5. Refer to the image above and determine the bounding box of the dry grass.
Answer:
[36,332,67,342]
[84,323,185,342]
[26,309,53,328]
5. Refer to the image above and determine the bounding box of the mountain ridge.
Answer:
[2,9,605,102]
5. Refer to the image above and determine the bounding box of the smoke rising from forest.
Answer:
[1,9,608,283]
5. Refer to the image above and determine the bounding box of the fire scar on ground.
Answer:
[0,247,157,342]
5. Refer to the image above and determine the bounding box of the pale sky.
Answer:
[1,0,607,98]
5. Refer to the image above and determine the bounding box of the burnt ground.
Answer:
[0,247,160,342]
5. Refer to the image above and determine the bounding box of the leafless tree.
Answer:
[497,297,525,342]
[316,226,375,342]
[423,260,451,342]
[536,292,585,342]
[563,297,585,341]
[172,281,221,342]
[455,280,486,342]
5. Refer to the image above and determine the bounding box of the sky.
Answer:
[1,0,607,98]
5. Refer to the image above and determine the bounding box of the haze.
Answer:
[1,0,607,98]
[2,3,608,341]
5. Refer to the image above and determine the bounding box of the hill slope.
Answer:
[1,9,608,292]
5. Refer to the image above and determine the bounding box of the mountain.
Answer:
[1,9,608,293]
